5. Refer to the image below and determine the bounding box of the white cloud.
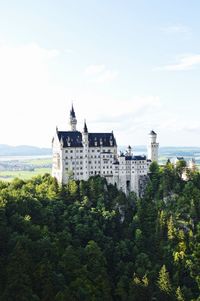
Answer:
[84,95,161,146]
[84,64,118,83]
[161,24,190,34]
[0,43,160,147]
[0,42,64,146]
[85,64,106,76]
[64,48,73,54]
[155,54,200,71]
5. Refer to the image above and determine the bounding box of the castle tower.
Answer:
[127,145,132,156]
[188,158,196,172]
[82,120,89,180]
[69,104,77,131]
[147,130,159,162]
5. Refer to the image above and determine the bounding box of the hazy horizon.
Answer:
[1,143,200,150]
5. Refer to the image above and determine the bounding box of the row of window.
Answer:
[65,149,83,153]
[114,170,146,174]
[65,160,113,166]
[65,154,113,160]
[115,165,147,169]
[65,148,113,154]
[66,167,83,171]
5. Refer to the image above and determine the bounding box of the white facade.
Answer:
[52,106,159,196]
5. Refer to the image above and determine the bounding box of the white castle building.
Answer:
[52,105,159,196]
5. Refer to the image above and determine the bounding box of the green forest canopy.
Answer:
[0,161,200,300]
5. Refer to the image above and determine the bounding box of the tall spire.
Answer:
[69,103,77,131]
[70,104,76,118]
[83,119,88,133]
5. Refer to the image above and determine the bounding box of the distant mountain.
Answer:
[1,143,200,159]
[120,145,200,156]
[0,144,51,156]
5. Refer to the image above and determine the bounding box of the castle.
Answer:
[52,105,159,196]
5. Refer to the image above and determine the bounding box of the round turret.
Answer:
[149,130,157,143]
[147,130,159,162]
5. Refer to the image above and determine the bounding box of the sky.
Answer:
[0,0,200,147]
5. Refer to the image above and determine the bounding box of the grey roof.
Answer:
[70,105,76,118]
[57,131,117,148]
[88,133,117,147]
[58,131,83,147]
[149,130,156,135]
[83,120,88,133]
[125,155,147,161]
[176,157,184,161]
[133,155,147,160]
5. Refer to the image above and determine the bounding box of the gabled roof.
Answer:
[56,131,117,148]
[133,155,147,161]
[57,131,83,147]
[88,133,117,147]
[125,155,147,161]
[176,157,184,161]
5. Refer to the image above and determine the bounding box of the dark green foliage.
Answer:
[0,167,200,300]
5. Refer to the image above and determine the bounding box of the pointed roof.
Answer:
[83,120,88,133]
[56,131,117,147]
[149,130,156,135]
[70,104,76,118]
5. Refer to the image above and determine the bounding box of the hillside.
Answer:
[0,163,200,300]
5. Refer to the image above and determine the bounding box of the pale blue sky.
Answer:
[0,1,200,147]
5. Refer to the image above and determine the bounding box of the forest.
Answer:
[0,161,200,300]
